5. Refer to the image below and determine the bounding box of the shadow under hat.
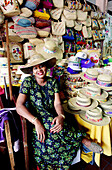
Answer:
[20,52,56,74]
[35,38,63,61]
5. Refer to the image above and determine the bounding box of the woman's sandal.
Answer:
[83,142,103,154]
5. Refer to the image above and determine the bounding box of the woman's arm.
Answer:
[50,93,65,133]
[16,93,46,143]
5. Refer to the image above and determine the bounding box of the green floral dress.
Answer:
[19,75,85,170]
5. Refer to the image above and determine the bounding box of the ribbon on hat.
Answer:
[96,80,112,87]
[84,73,97,81]
[43,46,56,54]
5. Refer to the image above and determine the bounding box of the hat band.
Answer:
[96,80,112,87]
[76,102,91,107]
[43,47,56,54]
[84,73,97,81]
[105,110,112,114]
[85,115,102,122]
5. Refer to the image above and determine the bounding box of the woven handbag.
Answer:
[63,8,77,20]
[77,10,87,21]
[1,0,20,17]
[61,14,75,28]
[50,8,63,20]
[51,21,65,35]
[53,0,64,8]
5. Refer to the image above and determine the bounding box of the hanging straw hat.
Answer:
[95,74,112,90]
[80,68,99,82]
[79,84,108,101]
[79,107,110,126]
[20,52,56,74]
[35,38,63,61]
[67,92,98,111]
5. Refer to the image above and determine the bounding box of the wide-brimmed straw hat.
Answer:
[67,93,98,111]
[100,99,112,117]
[62,103,85,115]
[35,38,63,61]
[79,107,110,126]
[95,74,112,90]
[80,84,108,101]
[80,68,99,82]
[20,52,56,74]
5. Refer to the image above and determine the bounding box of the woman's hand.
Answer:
[34,120,46,143]
[50,115,64,133]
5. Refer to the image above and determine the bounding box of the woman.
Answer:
[16,53,103,170]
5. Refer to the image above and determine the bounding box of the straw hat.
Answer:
[20,52,56,74]
[35,38,63,61]
[80,68,99,82]
[80,84,108,101]
[79,107,110,126]
[100,99,112,116]
[67,93,98,111]
[95,74,112,90]
[62,103,85,115]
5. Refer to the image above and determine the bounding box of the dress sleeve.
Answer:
[19,77,31,95]
[53,78,59,93]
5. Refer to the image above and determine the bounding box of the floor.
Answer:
[70,154,112,170]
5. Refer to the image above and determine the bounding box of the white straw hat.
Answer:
[35,38,63,61]
[80,84,108,101]
[67,93,98,111]
[95,74,112,90]
[80,68,99,82]
[20,52,56,74]
[79,107,110,126]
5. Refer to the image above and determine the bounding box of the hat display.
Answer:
[67,93,98,111]
[80,58,95,68]
[95,74,112,90]
[62,103,85,115]
[79,84,108,101]
[75,52,87,59]
[79,107,110,126]
[80,68,99,82]
[35,38,63,61]
[99,99,112,117]
[20,52,56,74]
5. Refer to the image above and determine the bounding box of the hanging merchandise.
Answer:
[0,9,5,25]
[64,41,76,53]
[12,16,35,27]
[81,15,91,27]
[50,8,63,20]
[42,0,53,9]
[51,21,65,35]
[23,42,35,59]
[35,18,51,28]
[4,42,23,64]
[36,26,51,37]
[1,0,20,17]
[63,8,77,20]
[67,0,79,9]
[82,0,91,12]
[63,28,75,41]
[34,9,50,20]
[98,30,105,40]
[61,14,75,28]
[77,10,88,21]
[52,0,64,8]
[74,21,82,31]
[92,30,99,41]
[82,26,88,39]
[91,19,99,30]
[75,31,86,45]
[97,19,105,30]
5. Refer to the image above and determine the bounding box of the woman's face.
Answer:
[33,63,47,79]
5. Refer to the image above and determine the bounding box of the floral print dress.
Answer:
[19,75,85,170]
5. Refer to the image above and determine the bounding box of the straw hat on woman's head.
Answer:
[95,74,112,90]
[80,68,99,82]
[20,52,56,74]
[35,38,63,61]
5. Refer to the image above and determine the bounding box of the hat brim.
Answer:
[35,43,63,61]
[95,82,112,90]
[79,112,110,126]
[80,89,108,100]
[103,112,112,117]
[69,97,98,111]
[20,56,56,74]
[62,103,85,115]
[80,72,97,82]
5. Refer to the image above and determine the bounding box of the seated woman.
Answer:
[16,52,103,170]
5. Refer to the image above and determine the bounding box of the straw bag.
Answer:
[82,26,88,38]
[1,0,20,17]
[74,21,82,31]
[63,8,77,20]
[61,14,75,28]
[51,21,65,35]
[97,19,105,30]
[98,30,105,40]
[91,19,99,30]
[50,8,63,20]
[67,0,79,9]
[82,0,91,12]
[77,10,87,21]
[53,0,64,8]
[81,15,91,27]
[92,30,99,41]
